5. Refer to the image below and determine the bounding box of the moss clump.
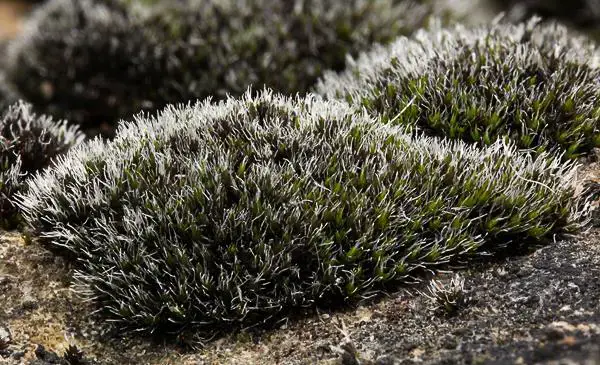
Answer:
[4,0,429,134]
[1,101,85,228]
[494,0,600,38]
[17,90,584,338]
[317,18,600,159]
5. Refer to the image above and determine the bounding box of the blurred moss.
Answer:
[492,0,600,39]
[4,0,430,135]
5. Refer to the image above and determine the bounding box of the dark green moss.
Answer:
[5,0,430,135]
[0,101,84,228]
[318,19,600,159]
[18,90,585,339]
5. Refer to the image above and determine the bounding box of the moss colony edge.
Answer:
[0,101,85,228]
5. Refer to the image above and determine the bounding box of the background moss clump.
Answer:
[17,90,584,338]
[1,101,84,228]
[0,78,17,112]
[493,0,600,39]
[317,18,600,159]
[3,0,430,135]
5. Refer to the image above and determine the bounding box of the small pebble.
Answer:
[34,344,62,363]
[20,296,39,311]
[0,326,11,347]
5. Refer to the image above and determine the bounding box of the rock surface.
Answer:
[1,214,600,364]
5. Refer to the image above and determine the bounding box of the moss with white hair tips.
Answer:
[318,18,600,159]
[17,90,586,338]
[1,101,85,228]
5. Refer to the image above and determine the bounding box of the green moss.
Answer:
[17,90,585,338]
[0,102,84,228]
[318,18,600,159]
[4,0,430,134]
